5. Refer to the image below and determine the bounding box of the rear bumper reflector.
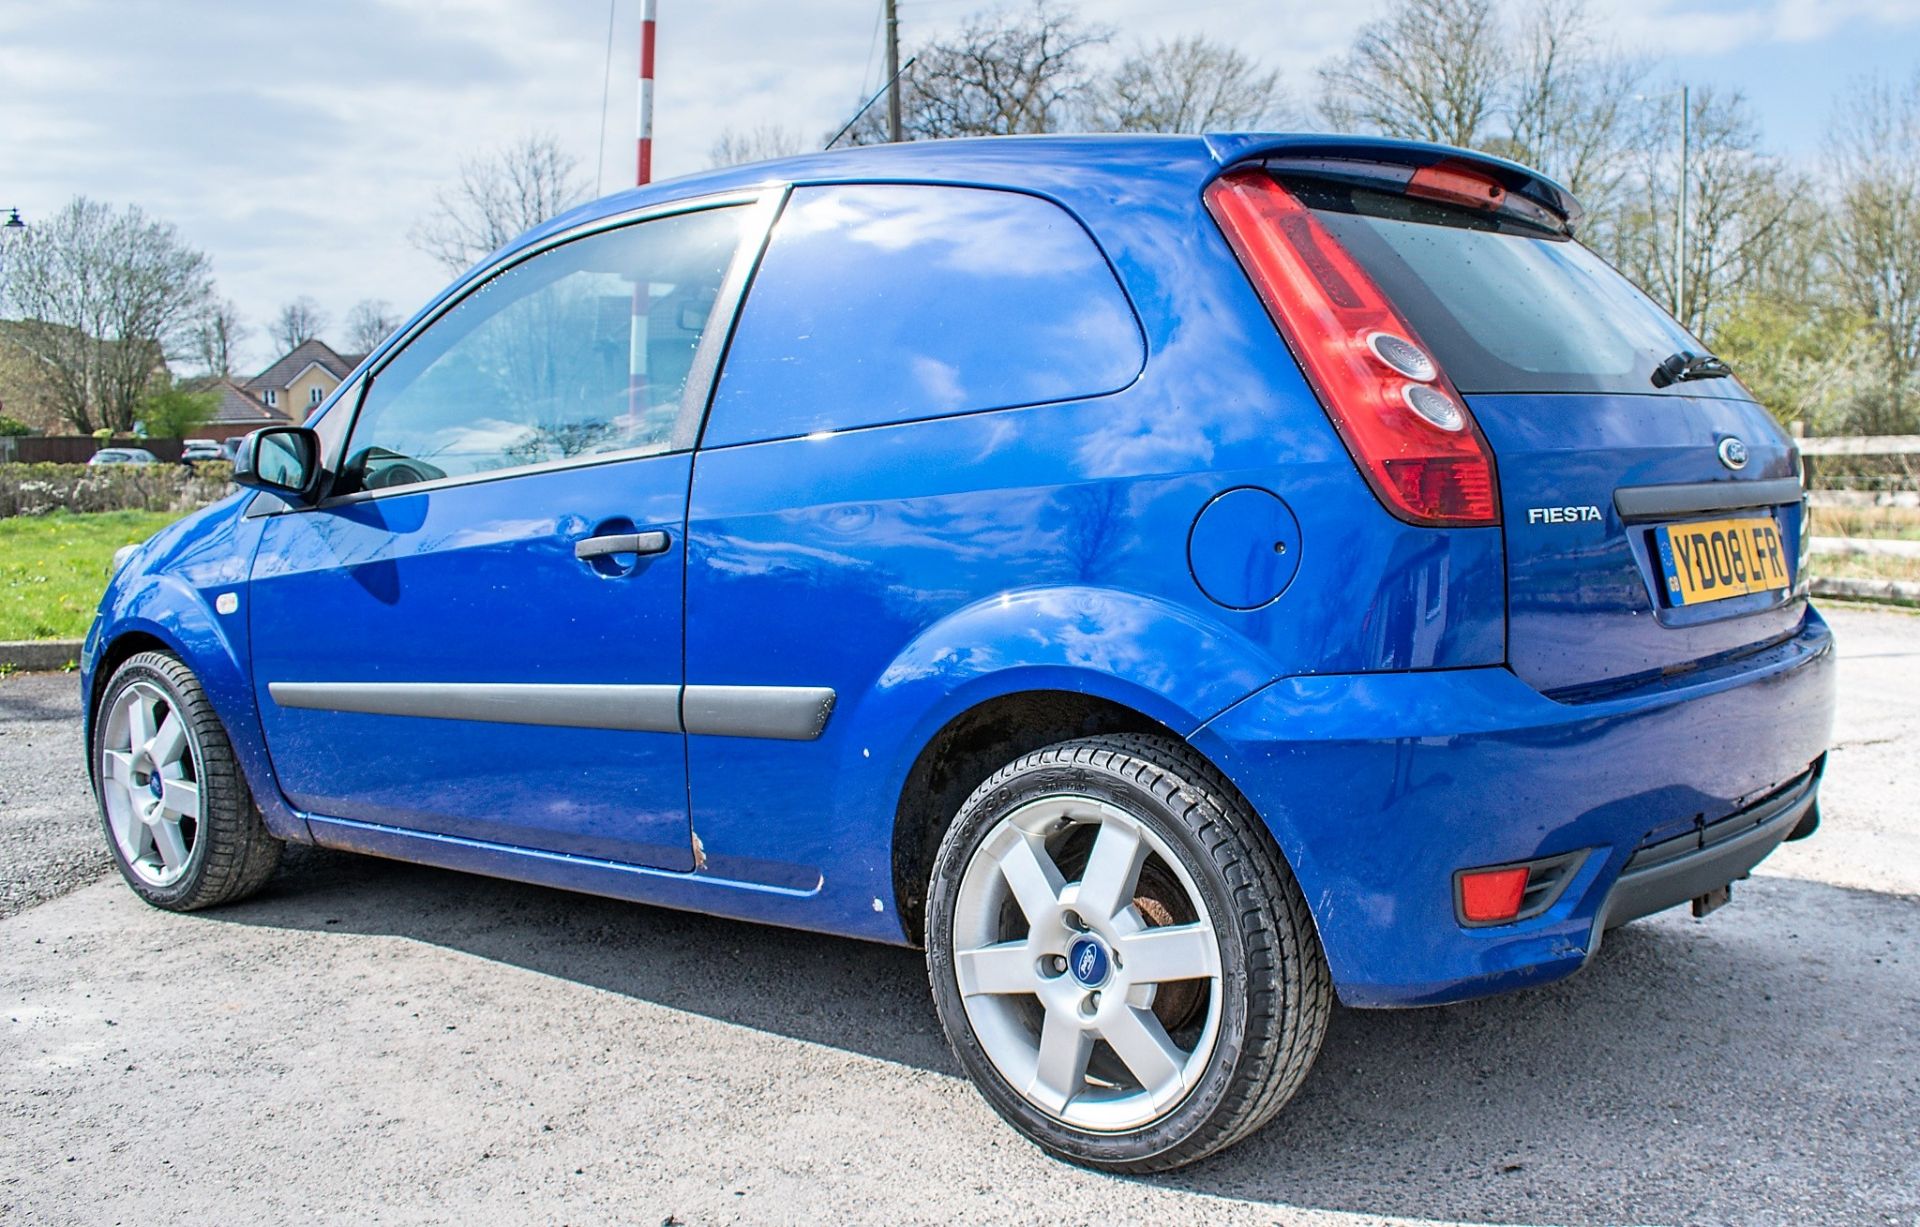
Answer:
[1454,850,1587,928]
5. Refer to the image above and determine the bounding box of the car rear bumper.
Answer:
[1193,606,1837,1008]
[1598,765,1817,931]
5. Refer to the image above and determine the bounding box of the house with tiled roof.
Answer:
[242,338,366,420]
[191,378,293,440]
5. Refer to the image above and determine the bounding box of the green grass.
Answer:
[0,510,179,640]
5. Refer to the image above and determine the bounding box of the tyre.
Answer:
[91,651,282,911]
[926,733,1331,1172]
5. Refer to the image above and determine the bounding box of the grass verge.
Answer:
[1810,552,1920,584]
[1809,501,1920,541]
[0,510,179,640]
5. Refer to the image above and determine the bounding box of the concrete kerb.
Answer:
[0,640,83,673]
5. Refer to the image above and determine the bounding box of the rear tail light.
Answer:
[1204,168,1500,527]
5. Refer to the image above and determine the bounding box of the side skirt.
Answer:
[302,814,910,946]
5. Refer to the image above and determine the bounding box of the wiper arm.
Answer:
[1651,351,1733,387]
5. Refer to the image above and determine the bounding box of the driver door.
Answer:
[247,201,760,870]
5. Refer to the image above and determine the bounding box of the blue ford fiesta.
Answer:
[84,134,1836,1171]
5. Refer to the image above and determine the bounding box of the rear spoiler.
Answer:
[1203,134,1584,236]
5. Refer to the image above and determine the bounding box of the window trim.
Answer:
[300,187,786,511]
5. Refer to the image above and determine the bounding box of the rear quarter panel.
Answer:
[682,160,1505,940]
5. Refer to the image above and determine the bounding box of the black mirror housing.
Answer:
[233,426,323,503]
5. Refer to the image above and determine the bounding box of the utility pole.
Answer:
[637,0,657,185]
[885,0,903,144]
[1675,84,1690,329]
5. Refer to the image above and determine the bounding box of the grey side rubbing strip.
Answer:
[266,681,838,740]
[683,685,837,741]
[1613,477,1802,521]
[267,682,682,733]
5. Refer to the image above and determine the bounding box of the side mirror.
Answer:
[233,426,322,503]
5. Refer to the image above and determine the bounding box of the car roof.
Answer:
[527,132,1579,247]
[350,133,1582,383]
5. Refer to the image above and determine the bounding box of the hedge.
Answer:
[0,462,235,518]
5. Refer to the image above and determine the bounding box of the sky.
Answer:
[2,0,1917,375]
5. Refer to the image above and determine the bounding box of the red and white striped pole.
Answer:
[636,0,656,185]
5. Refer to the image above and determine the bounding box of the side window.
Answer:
[338,205,746,494]
[704,184,1142,447]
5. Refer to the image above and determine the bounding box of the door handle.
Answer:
[575,530,671,560]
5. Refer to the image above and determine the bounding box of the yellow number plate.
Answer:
[1654,515,1792,607]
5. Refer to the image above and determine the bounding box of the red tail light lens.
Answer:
[1204,168,1500,527]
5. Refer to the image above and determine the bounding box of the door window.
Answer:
[338,205,747,494]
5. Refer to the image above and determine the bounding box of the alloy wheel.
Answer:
[950,794,1224,1132]
[98,680,203,888]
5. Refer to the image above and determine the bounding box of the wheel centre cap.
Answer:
[146,774,164,799]
[1066,935,1112,988]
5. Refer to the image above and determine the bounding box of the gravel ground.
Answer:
[1,605,1915,1226]
[0,670,103,919]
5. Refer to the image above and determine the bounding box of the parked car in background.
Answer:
[219,436,245,462]
[83,134,1837,1174]
[87,447,158,466]
[180,439,225,463]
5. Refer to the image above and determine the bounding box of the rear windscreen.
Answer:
[1276,173,1717,398]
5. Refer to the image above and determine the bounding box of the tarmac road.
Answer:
[1,605,1915,1226]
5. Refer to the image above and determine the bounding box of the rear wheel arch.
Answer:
[889,688,1287,948]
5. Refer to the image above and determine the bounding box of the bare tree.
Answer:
[1612,88,1805,339]
[271,296,328,355]
[411,133,588,275]
[841,0,1111,144]
[191,298,247,378]
[1500,0,1645,224]
[709,124,806,168]
[1085,36,1287,133]
[1828,72,1920,429]
[0,197,213,433]
[1318,0,1505,149]
[342,299,402,354]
